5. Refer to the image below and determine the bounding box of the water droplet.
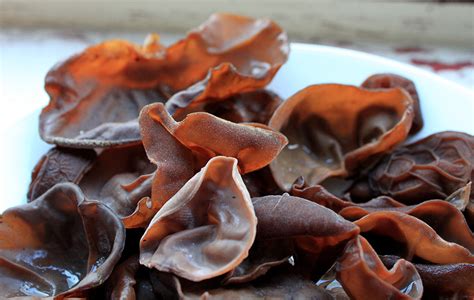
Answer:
[288,144,299,150]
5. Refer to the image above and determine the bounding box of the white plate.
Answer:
[1,43,473,212]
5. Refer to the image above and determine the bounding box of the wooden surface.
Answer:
[1,0,473,47]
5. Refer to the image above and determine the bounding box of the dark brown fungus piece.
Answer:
[145,103,288,174]
[154,264,335,299]
[27,147,96,201]
[79,144,155,222]
[28,144,155,228]
[0,183,125,298]
[251,193,359,277]
[242,166,283,197]
[466,195,474,230]
[269,84,414,191]
[166,63,283,123]
[137,103,286,228]
[252,194,359,246]
[142,102,289,172]
[362,73,423,134]
[221,239,294,285]
[355,211,474,264]
[39,13,288,148]
[105,255,156,300]
[290,179,404,213]
[290,180,356,212]
[165,13,288,90]
[368,131,474,204]
[381,255,474,299]
[139,157,257,282]
[199,90,282,125]
[106,255,140,300]
[340,200,474,251]
[336,236,423,300]
[137,103,196,228]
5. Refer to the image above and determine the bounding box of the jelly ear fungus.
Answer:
[268,84,414,191]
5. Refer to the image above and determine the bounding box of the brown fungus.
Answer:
[135,103,287,228]
[39,13,288,148]
[340,200,474,251]
[136,104,197,228]
[27,144,156,228]
[0,183,125,299]
[143,103,287,174]
[153,264,335,300]
[104,255,156,300]
[269,84,414,191]
[79,145,155,224]
[336,236,423,300]
[197,89,282,125]
[166,63,283,123]
[381,255,474,299]
[139,157,257,282]
[221,239,294,285]
[251,193,360,276]
[252,194,359,243]
[367,131,474,204]
[242,166,283,198]
[27,147,96,201]
[355,211,474,264]
[362,73,423,134]
[290,177,405,214]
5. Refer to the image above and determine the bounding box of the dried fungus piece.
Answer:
[381,255,474,299]
[252,193,359,242]
[336,236,423,300]
[367,131,474,204]
[355,211,474,264]
[222,239,294,285]
[137,103,286,227]
[340,200,474,251]
[79,144,155,221]
[105,255,140,300]
[141,102,287,174]
[242,166,282,197]
[291,178,405,213]
[290,180,355,212]
[252,193,359,276]
[196,89,282,125]
[105,255,156,300]
[139,157,257,282]
[39,13,288,149]
[27,145,155,227]
[269,84,414,191]
[0,183,125,299]
[27,147,96,201]
[154,264,335,300]
[137,103,196,228]
[466,197,474,230]
[362,73,423,134]
[166,63,282,123]
[164,13,288,90]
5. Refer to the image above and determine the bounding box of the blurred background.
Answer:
[0,0,473,129]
